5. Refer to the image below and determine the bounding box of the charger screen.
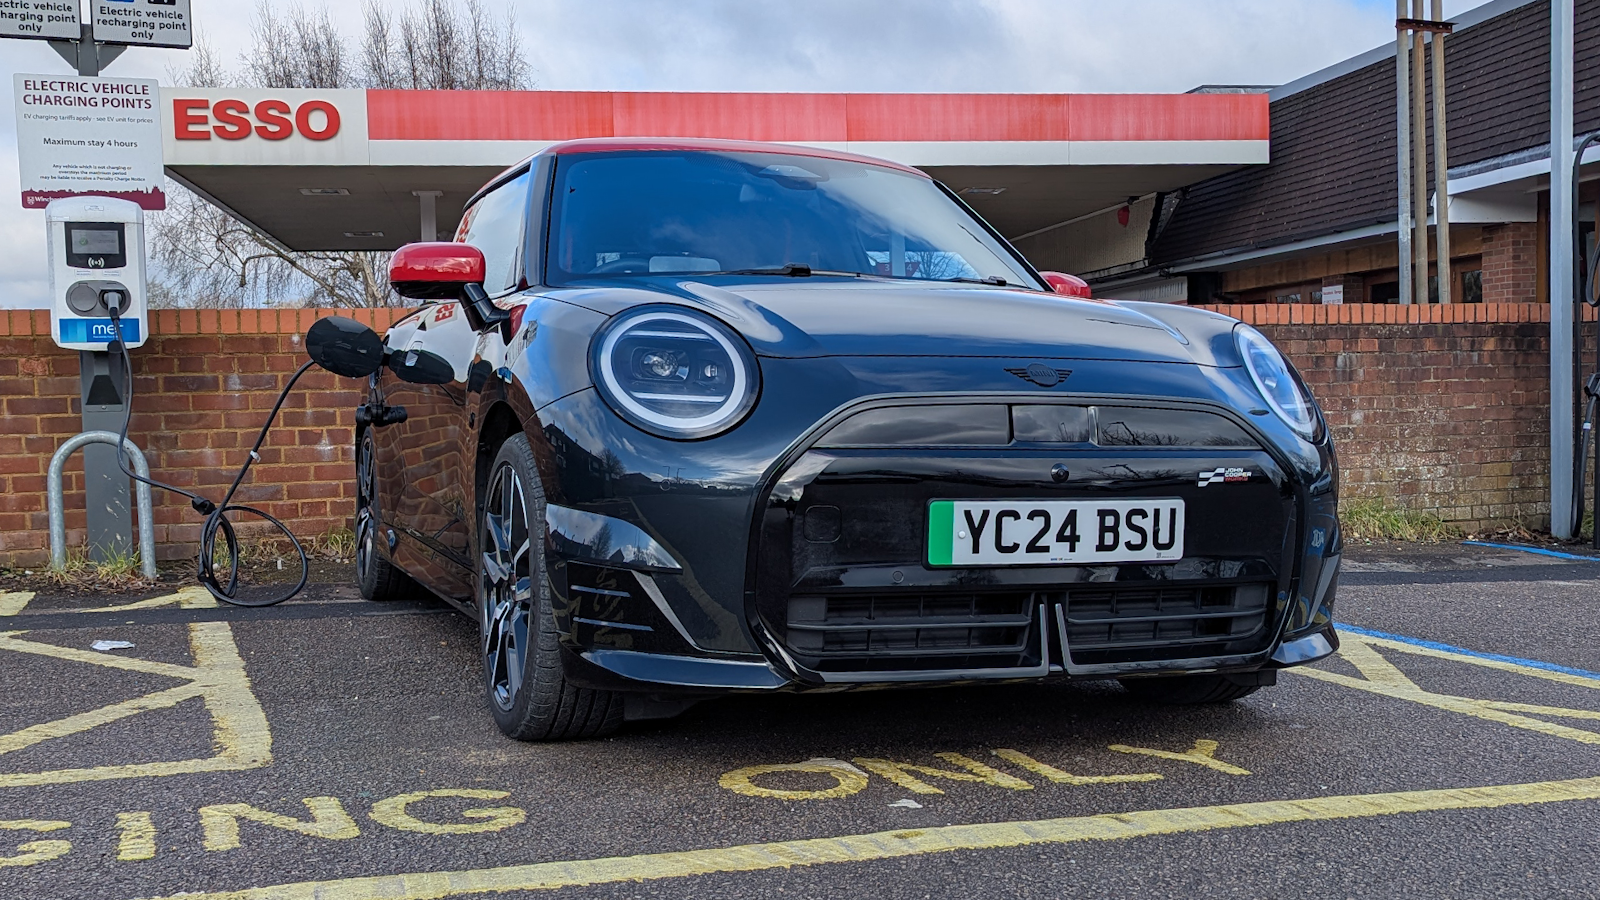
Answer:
[71,228,120,255]
[63,223,127,270]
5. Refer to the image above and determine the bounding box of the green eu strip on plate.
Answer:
[927,501,954,567]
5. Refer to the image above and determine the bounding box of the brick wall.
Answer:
[1479,223,1541,304]
[1218,302,1599,528]
[0,308,406,569]
[0,303,1595,569]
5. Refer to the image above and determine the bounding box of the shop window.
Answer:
[1369,281,1399,303]
[1461,269,1483,304]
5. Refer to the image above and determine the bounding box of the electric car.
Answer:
[353,137,1342,741]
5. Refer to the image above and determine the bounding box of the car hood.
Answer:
[547,277,1207,365]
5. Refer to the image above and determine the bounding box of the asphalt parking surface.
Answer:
[4,541,1600,899]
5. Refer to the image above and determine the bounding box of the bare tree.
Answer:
[167,31,232,89]
[247,3,353,90]
[365,0,531,90]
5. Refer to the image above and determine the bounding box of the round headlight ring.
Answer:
[591,306,760,440]
[1235,325,1319,440]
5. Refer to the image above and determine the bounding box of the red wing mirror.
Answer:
[389,242,486,300]
[1040,271,1092,299]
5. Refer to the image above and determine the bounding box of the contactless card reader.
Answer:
[47,197,148,351]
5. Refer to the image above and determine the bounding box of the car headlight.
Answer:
[591,306,760,439]
[1235,324,1318,440]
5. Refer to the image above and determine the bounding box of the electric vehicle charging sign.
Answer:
[0,0,81,40]
[14,74,165,210]
[91,0,193,49]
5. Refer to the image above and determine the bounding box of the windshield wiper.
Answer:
[942,275,1011,286]
[712,264,865,278]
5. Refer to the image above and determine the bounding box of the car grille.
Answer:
[786,592,1035,670]
[1058,583,1271,666]
[782,583,1271,673]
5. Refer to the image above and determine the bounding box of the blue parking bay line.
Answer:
[1338,624,1600,683]
[1461,540,1600,562]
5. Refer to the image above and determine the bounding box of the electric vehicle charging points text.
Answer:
[47,196,147,351]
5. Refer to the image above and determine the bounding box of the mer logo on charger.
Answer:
[59,319,141,344]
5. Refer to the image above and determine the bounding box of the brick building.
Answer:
[1020,0,1600,308]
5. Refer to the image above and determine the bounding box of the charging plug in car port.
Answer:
[356,403,408,427]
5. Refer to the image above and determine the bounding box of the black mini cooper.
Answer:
[352,137,1341,741]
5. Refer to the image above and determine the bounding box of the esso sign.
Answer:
[173,98,342,142]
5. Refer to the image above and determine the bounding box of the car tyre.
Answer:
[1119,674,1261,704]
[479,433,623,741]
[355,429,418,602]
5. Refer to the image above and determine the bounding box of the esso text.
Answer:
[173,98,342,142]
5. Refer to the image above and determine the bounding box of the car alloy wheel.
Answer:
[353,429,416,602]
[475,434,623,740]
[355,432,378,586]
[480,461,533,712]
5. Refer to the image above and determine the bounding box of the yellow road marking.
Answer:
[719,759,871,800]
[1295,636,1600,747]
[129,773,1600,900]
[0,684,207,756]
[991,749,1163,785]
[201,798,360,852]
[0,621,271,788]
[0,592,34,617]
[0,586,216,618]
[116,812,156,862]
[368,790,527,835]
[1107,739,1251,776]
[1358,634,1600,691]
[0,819,71,869]
[853,753,1034,795]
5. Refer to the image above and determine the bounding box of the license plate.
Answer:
[927,499,1185,566]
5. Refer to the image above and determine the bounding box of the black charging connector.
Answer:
[102,306,315,606]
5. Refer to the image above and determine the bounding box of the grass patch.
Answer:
[1340,499,1463,543]
[314,526,356,561]
[47,546,153,591]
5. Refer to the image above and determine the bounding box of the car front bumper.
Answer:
[527,356,1341,693]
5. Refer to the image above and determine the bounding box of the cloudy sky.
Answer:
[2,0,1485,307]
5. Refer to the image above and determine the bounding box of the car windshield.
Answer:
[545,150,1039,288]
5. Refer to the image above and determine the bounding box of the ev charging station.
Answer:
[44,196,149,559]
[4,2,188,563]
[47,196,147,350]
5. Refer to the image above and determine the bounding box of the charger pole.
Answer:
[1552,0,1577,539]
[48,26,134,561]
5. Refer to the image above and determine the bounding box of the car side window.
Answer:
[455,168,531,294]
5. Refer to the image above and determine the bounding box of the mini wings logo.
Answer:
[1005,363,1073,388]
[1198,467,1252,487]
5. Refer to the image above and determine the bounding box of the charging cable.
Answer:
[103,296,315,606]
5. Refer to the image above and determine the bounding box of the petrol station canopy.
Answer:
[160,88,1270,252]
